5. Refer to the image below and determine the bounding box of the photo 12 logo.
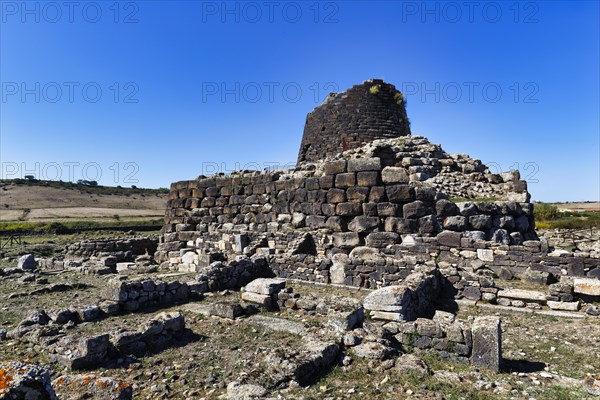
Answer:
[1,162,140,185]
[400,81,539,104]
[1,82,140,104]
[201,81,339,104]
[1,1,140,23]
[200,1,339,23]
[400,1,539,23]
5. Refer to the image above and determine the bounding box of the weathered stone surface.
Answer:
[363,271,440,320]
[348,216,379,232]
[0,361,57,399]
[573,278,600,296]
[209,302,245,319]
[365,232,400,248]
[381,167,409,184]
[386,185,415,203]
[497,289,546,303]
[403,201,433,219]
[330,254,349,284]
[53,374,132,400]
[332,232,361,249]
[546,300,580,311]
[469,215,492,230]
[225,381,268,400]
[471,316,502,372]
[241,292,272,308]
[351,341,395,360]
[435,199,459,217]
[583,374,600,396]
[18,254,37,270]
[436,231,461,247]
[394,354,430,377]
[335,173,356,188]
[443,215,468,231]
[244,278,286,295]
[347,157,381,172]
[477,249,494,262]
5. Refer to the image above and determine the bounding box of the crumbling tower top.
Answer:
[297,79,411,164]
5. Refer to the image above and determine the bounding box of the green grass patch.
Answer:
[534,203,600,229]
[0,218,163,233]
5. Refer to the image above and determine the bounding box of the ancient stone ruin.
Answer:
[3,79,599,399]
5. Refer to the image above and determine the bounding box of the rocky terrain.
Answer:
[1,80,598,399]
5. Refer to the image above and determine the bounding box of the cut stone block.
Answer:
[477,249,494,262]
[573,278,600,296]
[244,278,286,295]
[546,300,580,311]
[471,316,502,372]
[241,292,272,308]
[369,310,403,321]
[497,289,546,303]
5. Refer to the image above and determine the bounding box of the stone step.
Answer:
[497,288,547,303]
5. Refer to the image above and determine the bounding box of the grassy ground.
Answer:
[0,180,167,224]
[1,269,598,399]
[534,203,600,229]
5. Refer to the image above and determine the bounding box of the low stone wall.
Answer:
[385,316,472,362]
[65,237,158,262]
[540,228,600,255]
[51,312,186,370]
[101,277,204,312]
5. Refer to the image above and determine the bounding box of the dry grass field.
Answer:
[0,182,167,222]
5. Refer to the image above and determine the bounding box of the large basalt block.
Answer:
[365,232,400,248]
[381,167,409,184]
[573,278,600,296]
[403,201,433,219]
[471,316,502,372]
[386,185,415,203]
[347,157,381,172]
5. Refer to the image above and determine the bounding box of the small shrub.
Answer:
[369,84,380,94]
[534,203,560,221]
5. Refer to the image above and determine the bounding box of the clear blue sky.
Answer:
[1,1,598,202]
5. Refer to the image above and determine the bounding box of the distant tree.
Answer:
[24,175,35,181]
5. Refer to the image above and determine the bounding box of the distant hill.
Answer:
[0,179,168,222]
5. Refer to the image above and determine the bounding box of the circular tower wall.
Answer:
[297,79,411,163]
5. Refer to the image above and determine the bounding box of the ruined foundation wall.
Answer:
[298,79,411,163]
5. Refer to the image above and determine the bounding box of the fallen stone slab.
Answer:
[208,302,245,320]
[326,309,364,333]
[471,316,502,372]
[53,374,132,400]
[266,337,339,386]
[369,310,404,321]
[244,278,286,295]
[363,270,440,321]
[53,334,110,370]
[574,278,600,296]
[547,300,580,311]
[18,254,37,270]
[0,361,57,399]
[497,289,546,303]
[241,292,273,309]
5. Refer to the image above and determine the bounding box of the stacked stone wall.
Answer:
[298,80,411,163]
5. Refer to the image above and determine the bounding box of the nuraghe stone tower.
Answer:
[153,79,600,296]
[298,79,411,163]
